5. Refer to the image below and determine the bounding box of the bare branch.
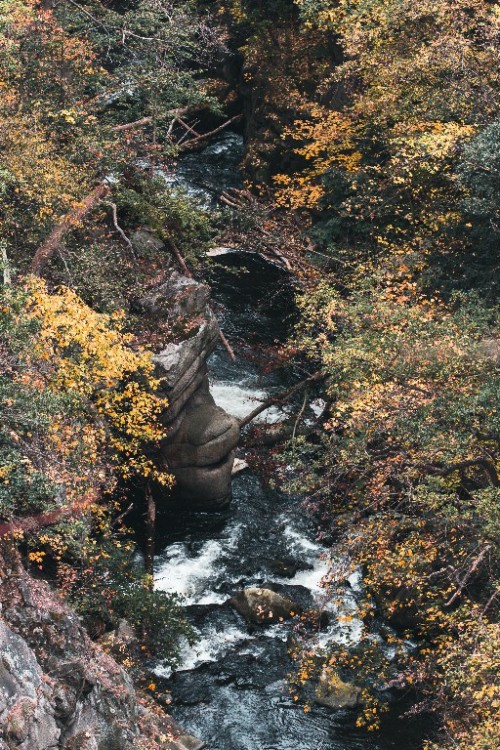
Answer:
[104,201,136,259]
[445,545,492,607]
[179,115,243,151]
[31,182,111,276]
[239,372,323,428]
[112,116,152,132]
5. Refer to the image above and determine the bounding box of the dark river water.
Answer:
[151,135,427,750]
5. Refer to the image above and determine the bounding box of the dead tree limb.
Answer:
[31,182,111,276]
[425,458,499,487]
[219,328,236,362]
[165,235,193,277]
[180,115,243,151]
[112,116,152,132]
[112,105,211,135]
[176,116,201,137]
[144,481,156,582]
[104,201,136,259]
[482,590,499,617]
[445,545,492,608]
[2,245,11,285]
[239,371,323,428]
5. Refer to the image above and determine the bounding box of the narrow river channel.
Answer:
[151,135,426,750]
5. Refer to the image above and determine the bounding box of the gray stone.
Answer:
[142,270,240,509]
[164,397,240,468]
[140,272,210,320]
[172,452,235,508]
[154,317,220,390]
[0,554,205,750]
[0,621,60,750]
[130,228,165,257]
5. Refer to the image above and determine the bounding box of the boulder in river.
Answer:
[264,557,314,579]
[315,668,362,710]
[228,587,301,625]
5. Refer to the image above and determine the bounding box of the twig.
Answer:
[219,328,237,362]
[176,116,201,137]
[105,201,136,259]
[292,386,309,445]
[112,503,134,529]
[482,590,499,617]
[445,545,492,607]
[164,235,193,277]
[2,245,11,285]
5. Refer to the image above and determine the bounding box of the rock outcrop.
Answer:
[0,553,204,750]
[139,269,240,509]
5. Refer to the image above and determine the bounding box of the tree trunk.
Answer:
[31,182,110,275]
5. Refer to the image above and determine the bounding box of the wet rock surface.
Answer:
[228,587,301,625]
[315,669,362,710]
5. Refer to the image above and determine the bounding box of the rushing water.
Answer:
[151,135,426,750]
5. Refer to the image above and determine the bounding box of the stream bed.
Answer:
[151,136,426,750]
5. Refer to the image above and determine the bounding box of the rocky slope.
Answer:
[0,548,203,750]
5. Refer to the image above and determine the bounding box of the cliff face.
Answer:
[139,270,240,509]
[0,551,203,750]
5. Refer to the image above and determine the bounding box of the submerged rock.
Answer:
[264,557,314,579]
[314,668,362,710]
[228,587,301,625]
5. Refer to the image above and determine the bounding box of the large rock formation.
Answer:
[0,552,204,750]
[138,269,239,509]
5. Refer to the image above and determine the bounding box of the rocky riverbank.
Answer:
[0,546,204,750]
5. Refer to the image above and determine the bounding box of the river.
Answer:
[151,134,427,750]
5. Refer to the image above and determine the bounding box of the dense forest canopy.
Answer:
[0,1,499,749]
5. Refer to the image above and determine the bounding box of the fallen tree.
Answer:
[239,371,324,428]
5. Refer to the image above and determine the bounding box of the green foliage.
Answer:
[276,0,500,300]
[64,526,193,663]
[116,175,216,267]
[0,280,191,666]
[275,6,500,743]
